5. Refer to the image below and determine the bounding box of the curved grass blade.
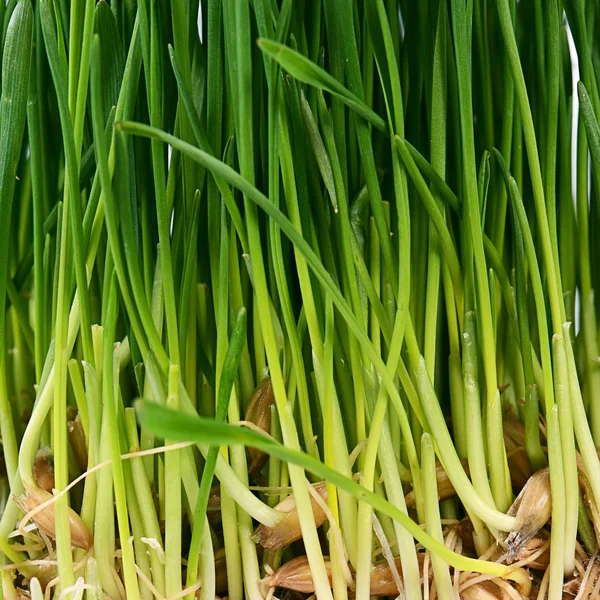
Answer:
[258,38,386,133]
[137,400,523,581]
[117,119,427,433]
[119,120,521,533]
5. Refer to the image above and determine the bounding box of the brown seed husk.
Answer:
[32,448,54,494]
[264,555,332,593]
[516,536,550,570]
[208,485,220,508]
[503,419,526,451]
[215,550,228,596]
[368,554,431,596]
[488,535,550,571]
[459,580,504,600]
[456,518,476,556]
[507,447,533,490]
[33,565,58,591]
[503,420,534,491]
[368,557,405,596]
[15,487,93,550]
[503,468,551,557]
[405,459,469,508]
[253,481,328,551]
[245,377,274,473]
[68,414,88,471]
[266,553,431,596]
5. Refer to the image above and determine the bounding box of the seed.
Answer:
[507,447,533,490]
[503,419,526,451]
[68,413,88,471]
[489,535,550,571]
[245,378,275,473]
[264,555,332,593]
[405,459,468,508]
[459,580,504,599]
[33,564,57,591]
[502,421,533,489]
[15,487,94,550]
[208,484,220,508]
[515,537,550,570]
[368,558,405,596]
[253,481,327,551]
[456,518,476,556]
[503,468,551,557]
[215,550,228,596]
[265,553,431,596]
[32,448,54,493]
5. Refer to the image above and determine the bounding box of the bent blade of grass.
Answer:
[258,38,387,133]
[137,400,529,585]
[118,119,519,533]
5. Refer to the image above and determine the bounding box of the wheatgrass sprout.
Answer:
[1,1,600,599]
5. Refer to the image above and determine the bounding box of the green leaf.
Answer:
[136,400,512,578]
[257,38,387,133]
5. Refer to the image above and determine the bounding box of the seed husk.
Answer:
[264,555,332,593]
[253,481,328,550]
[245,377,274,473]
[507,447,533,490]
[32,564,58,591]
[456,518,476,556]
[459,580,504,599]
[215,550,228,596]
[67,414,88,471]
[405,458,468,508]
[489,535,550,570]
[503,420,526,451]
[265,553,432,596]
[503,468,551,557]
[515,537,550,570]
[15,487,94,551]
[32,448,54,494]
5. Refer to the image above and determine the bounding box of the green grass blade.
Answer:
[137,399,520,579]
